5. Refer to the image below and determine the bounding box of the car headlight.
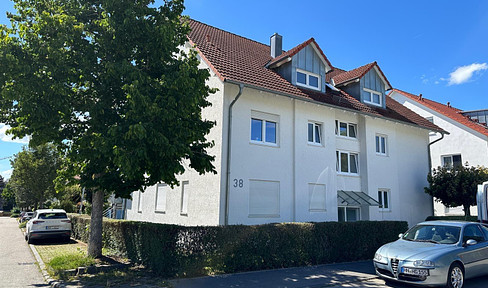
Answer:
[413,260,435,267]
[374,252,388,264]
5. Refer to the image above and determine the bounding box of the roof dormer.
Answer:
[331,62,392,109]
[267,36,332,93]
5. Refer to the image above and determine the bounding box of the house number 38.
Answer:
[233,179,244,188]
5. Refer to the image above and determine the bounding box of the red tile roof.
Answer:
[331,62,392,90]
[391,89,488,137]
[187,19,442,133]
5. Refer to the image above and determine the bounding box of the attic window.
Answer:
[363,88,382,106]
[296,69,320,90]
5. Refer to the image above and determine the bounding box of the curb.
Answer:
[29,241,65,288]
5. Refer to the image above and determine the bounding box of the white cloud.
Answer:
[0,124,29,144]
[446,63,487,85]
[1,169,12,180]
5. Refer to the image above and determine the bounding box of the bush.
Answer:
[19,221,26,229]
[425,215,478,222]
[70,215,407,277]
[10,213,20,218]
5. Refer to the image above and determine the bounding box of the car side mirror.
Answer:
[398,233,404,238]
[465,239,477,246]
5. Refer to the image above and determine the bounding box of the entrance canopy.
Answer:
[337,190,380,206]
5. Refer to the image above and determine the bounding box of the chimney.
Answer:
[447,102,451,108]
[419,93,423,100]
[270,33,282,58]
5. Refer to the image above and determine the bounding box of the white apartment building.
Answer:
[125,20,443,227]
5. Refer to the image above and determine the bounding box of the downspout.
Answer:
[427,132,445,215]
[224,83,245,225]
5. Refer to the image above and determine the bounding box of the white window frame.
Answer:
[336,150,359,175]
[307,121,322,146]
[375,134,388,156]
[296,68,321,91]
[154,183,167,213]
[378,189,390,212]
[335,120,357,139]
[363,88,382,107]
[442,154,462,169]
[338,206,360,222]
[180,181,189,215]
[309,183,326,212]
[137,191,143,213]
[250,111,279,147]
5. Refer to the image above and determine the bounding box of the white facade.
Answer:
[126,70,434,227]
[390,90,488,216]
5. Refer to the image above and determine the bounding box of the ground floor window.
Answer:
[338,206,360,222]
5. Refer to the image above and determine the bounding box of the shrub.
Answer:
[69,214,407,277]
[19,221,26,229]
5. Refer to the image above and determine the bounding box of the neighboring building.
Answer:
[125,20,443,227]
[389,89,488,216]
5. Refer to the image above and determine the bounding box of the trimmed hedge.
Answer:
[70,215,407,277]
[425,215,478,222]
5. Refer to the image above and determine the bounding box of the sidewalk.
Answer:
[170,261,380,288]
[0,216,48,288]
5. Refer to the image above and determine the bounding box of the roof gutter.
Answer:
[427,132,445,216]
[224,79,444,134]
[224,83,244,226]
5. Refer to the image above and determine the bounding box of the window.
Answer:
[180,181,189,215]
[335,120,357,138]
[462,225,485,243]
[309,184,326,212]
[336,151,359,175]
[296,69,320,90]
[378,189,390,211]
[375,134,387,155]
[250,112,279,146]
[249,180,280,217]
[137,191,143,213]
[363,88,382,106]
[338,207,359,222]
[308,122,322,145]
[155,184,167,213]
[442,154,462,169]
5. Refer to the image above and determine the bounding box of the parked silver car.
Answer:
[373,221,488,288]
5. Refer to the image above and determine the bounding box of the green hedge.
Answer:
[70,215,407,277]
[425,215,478,222]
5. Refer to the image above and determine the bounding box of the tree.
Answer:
[6,144,62,209]
[0,0,216,257]
[425,165,488,217]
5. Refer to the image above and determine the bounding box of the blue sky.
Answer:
[1,0,487,179]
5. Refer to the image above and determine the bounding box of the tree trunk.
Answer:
[88,189,104,258]
[463,204,471,219]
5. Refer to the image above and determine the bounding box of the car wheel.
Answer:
[447,263,464,288]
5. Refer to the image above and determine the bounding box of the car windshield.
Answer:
[38,212,68,219]
[403,225,461,244]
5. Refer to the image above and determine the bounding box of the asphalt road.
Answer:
[0,217,48,288]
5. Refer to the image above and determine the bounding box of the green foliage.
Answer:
[10,212,19,218]
[48,252,95,277]
[425,215,478,222]
[0,0,216,198]
[70,215,407,277]
[10,206,20,213]
[6,144,62,209]
[19,221,26,228]
[426,165,488,216]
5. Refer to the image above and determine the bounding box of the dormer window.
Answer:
[363,88,382,106]
[296,69,320,90]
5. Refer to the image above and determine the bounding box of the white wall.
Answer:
[390,91,488,216]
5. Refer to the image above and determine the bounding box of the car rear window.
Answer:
[39,212,68,219]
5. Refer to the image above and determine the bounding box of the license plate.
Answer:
[46,226,59,230]
[402,267,429,276]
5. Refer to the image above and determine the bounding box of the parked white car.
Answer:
[25,209,71,244]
